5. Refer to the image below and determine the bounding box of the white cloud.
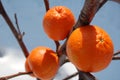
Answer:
[0,48,78,80]
[0,48,35,80]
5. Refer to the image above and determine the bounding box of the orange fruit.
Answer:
[28,46,59,80]
[25,58,35,77]
[43,6,75,40]
[66,25,114,72]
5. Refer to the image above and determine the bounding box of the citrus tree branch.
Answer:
[113,50,120,56]
[112,51,120,60]
[112,57,120,60]
[110,0,120,3]
[63,72,79,80]
[0,0,29,58]
[0,72,32,80]
[78,71,96,80]
[44,0,49,11]
[73,0,107,30]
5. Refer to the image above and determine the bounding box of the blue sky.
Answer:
[0,0,120,80]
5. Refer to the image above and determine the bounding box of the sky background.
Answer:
[0,0,120,80]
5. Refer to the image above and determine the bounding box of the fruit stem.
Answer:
[54,40,60,53]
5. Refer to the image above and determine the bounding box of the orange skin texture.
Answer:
[43,6,75,40]
[66,25,114,72]
[28,46,59,80]
[25,58,35,77]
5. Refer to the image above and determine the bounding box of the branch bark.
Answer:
[112,56,120,60]
[0,72,32,80]
[63,72,79,80]
[44,0,49,11]
[0,0,29,58]
[73,0,107,30]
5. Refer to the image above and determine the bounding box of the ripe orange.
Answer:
[28,46,59,80]
[25,58,35,77]
[43,6,75,40]
[66,25,114,72]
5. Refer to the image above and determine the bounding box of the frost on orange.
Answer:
[43,6,75,40]
[66,25,114,72]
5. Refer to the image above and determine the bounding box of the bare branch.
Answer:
[14,14,21,34]
[54,40,60,53]
[113,50,120,56]
[73,0,107,30]
[44,0,50,12]
[112,56,120,60]
[97,0,108,12]
[0,72,32,80]
[78,71,96,80]
[14,14,25,40]
[109,0,120,3]
[36,78,41,80]
[63,72,79,80]
[0,1,29,58]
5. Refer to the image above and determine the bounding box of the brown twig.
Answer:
[14,14,21,34]
[97,0,107,12]
[44,0,49,12]
[109,0,120,3]
[113,50,120,56]
[112,56,120,60]
[0,0,29,58]
[112,50,120,60]
[14,14,25,41]
[54,40,60,52]
[78,71,96,80]
[63,72,79,80]
[73,0,107,30]
[0,72,32,80]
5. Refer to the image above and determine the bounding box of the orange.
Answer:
[43,6,75,40]
[66,25,114,72]
[28,46,59,80]
[25,58,35,77]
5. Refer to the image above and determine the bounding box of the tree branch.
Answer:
[44,0,49,12]
[112,51,120,60]
[63,72,79,80]
[73,0,107,30]
[112,56,120,60]
[113,50,120,56]
[109,0,120,3]
[54,40,60,52]
[78,71,96,80]
[0,72,32,80]
[0,0,29,58]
